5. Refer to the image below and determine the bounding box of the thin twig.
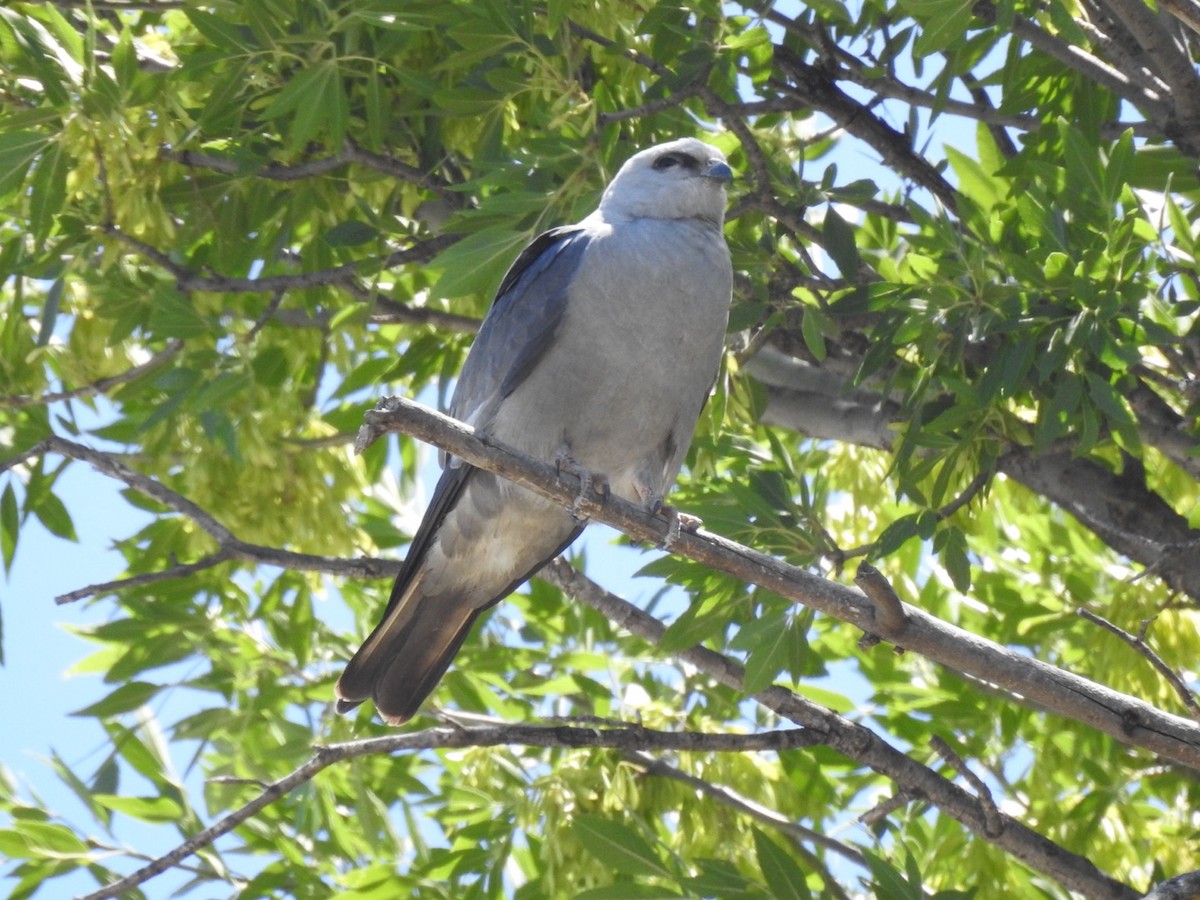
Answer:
[627,750,867,869]
[2,436,401,603]
[929,735,1003,838]
[859,789,917,827]
[542,559,1137,898]
[102,223,457,295]
[77,723,817,900]
[1078,608,1200,722]
[0,340,184,409]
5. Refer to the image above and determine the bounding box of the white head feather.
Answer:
[598,137,732,226]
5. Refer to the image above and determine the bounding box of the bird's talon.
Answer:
[657,505,701,551]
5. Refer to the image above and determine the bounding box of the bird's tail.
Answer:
[335,575,481,725]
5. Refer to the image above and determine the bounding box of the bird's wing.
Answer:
[371,225,591,627]
[449,224,592,435]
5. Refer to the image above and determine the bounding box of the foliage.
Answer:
[1,0,1199,897]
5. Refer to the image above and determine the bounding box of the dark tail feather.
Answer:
[335,581,480,724]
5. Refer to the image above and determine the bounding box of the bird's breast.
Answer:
[491,218,732,500]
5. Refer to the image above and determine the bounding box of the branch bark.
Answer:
[541,559,1138,899]
[353,395,1200,771]
[2,437,400,602]
[751,358,1200,602]
[76,723,821,900]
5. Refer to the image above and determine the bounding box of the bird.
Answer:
[335,137,734,725]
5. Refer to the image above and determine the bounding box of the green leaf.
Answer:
[572,816,673,879]
[431,226,528,299]
[10,821,88,858]
[897,0,976,57]
[93,794,184,823]
[264,61,348,150]
[30,488,76,541]
[35,276,63,346]
[28,138,68,241]
[934,526,971,592]
[753,828,811,900]
[572,886,685,899]
[71,681,162,718]
[1,482,18,573]
[734,610,791,694]
[800,308,827,362]
[323,220,379,248]
[821,206,859,276]
[184,8,256,52]
[0,131,51,197]
[864,848,923,900]
[945,145,1000,210]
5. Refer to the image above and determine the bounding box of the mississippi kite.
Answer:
[336,137,734,724]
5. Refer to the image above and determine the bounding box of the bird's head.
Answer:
[598,137,733,226]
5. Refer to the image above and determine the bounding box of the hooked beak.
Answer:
[704,160,734,183]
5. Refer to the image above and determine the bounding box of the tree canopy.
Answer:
[2,0,1199,897]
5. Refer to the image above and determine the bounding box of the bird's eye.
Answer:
[653,153,696,171]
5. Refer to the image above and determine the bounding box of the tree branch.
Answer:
[770,49,960,212]
[1077,608,1200,722]
[76,722,820,900]
[750,363,1200,601]
[353,395,1200,771]
[102,223,458,295]
[2,436,400,603]
[541,559,1138,899]
[161,138,463,204]
[0,340,184,409]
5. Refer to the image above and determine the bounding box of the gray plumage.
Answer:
[336,138,734,724]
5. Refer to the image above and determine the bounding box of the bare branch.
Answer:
[771,48,961,212]
[161,139,463,204]
[1078,608,1200,722]
[0,340,184,409]
[102,222,458,295]
[354,394,1200,771]
[1094,0,1200,149]
[1144,871,1200,900]
[55,551,235,605]
[2,437,400,604]
[751,365,1200,600]
[542,559,1138,898]
[77,722,820,900]
[929,735,1003,838]
[1159,0,1200,37]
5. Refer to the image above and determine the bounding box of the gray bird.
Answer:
[336,137,734,724]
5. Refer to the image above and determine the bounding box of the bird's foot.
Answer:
[554,446,610,522]
[657,503,703,551]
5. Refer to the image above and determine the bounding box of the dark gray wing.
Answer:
[449,225,592,430]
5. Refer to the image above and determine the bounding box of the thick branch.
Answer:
[354,395,1200,770]
[77,722,818,900]
[1094,0,1200,151]
[751,362,1200,601]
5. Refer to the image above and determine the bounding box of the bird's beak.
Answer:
[704,160,734,183]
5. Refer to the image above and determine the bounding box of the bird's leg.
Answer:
[554,445,610,521]
[658,504,704,551]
